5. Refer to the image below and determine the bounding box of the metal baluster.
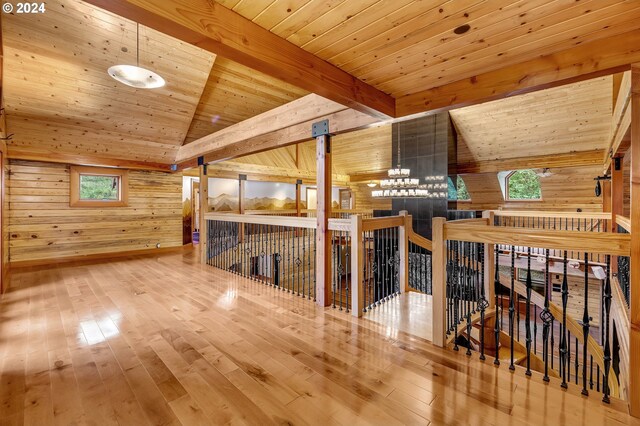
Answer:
[525,247,532,376]
[534,305,538,355]
[453,241,460,351]
[567,330,572,383]
[466,242,473,356]
[560,250,569,389]
[494,244,501,366]
[540,248,552,382]
[590,355,594,390]
[478,243,488,361]
[602,254,612,403]
[346,232,350,313]
[581,253,590,396]
[575,337,579,385]
[509,246,516,371]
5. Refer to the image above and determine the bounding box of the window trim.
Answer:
[70,165,129,207]
[504,170,543,202]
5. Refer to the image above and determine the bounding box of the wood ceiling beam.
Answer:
[396,28,640,118]
[203,162,349,186]
[176,94,349,163]
[177,108,383,169]
[457,150,605,174]
[604,71,632,172]
[7,148,173,172]
[82,0,395,119]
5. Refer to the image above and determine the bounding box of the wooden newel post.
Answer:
[482,211,496,308]
[629,63,640,417]
[350,214,363,317]
[432,217,447,347]
[198,157,209,264]
[314,120,332,307]
[399,210,410,293]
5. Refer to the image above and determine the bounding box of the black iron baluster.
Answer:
[589,355,594,390]
[575,337,579,385]
[560,250,569,389]
[525,247,532,376]
[509,246,515,371]
[603,255,612,403]
[567,330,572,383]
[534,305,538,355]
[453,241,460,351]
[346,232,350,313]
[447,241,452,334]
[581,253,590,396]
[466,242,473,356]
[478,243,488,361]
[494,244,501,366]
[540,248,552,382]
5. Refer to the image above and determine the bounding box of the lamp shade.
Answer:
[108,65,165,89]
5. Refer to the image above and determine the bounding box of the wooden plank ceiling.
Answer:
[215,0,640,98]
[452,76,613,165]
[1,0,307,164]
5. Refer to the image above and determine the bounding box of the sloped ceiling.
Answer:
[451,76,613,164]
[215,0,640,97]
[1,0,309,164]
[3,0,215,163]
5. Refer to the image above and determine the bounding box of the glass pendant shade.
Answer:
[108,65,165,89]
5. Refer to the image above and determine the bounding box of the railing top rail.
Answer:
[408,230,433,251]
[328,218,351,232]
[205,212,316,229]
[490,210,612,220]
[362,216,404,231]
[444,223,630,256]
[617,215,632,233]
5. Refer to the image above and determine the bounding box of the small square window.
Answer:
[70,166,128,207]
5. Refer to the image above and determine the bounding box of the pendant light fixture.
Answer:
[108,23,165,89]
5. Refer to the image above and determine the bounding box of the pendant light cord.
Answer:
[396,123,401,168]
[136,23,139,67]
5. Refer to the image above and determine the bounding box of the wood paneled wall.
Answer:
[349,183,391,211]
[7,160,182,264]
[458,165,603,212]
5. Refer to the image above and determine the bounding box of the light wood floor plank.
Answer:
[0,248,637,425]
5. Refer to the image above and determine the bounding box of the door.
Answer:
[339,189,352,209]
[306,187,317,210]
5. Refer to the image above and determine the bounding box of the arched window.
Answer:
[506,169,542,200]
[447,175,471,201]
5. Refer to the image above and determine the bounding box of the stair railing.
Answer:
[432,214,631,404]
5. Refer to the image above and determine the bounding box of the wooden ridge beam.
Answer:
[82,0,395,119]
[178,108,382,170]
[7,147,172,172]
[396,28,640,118]
[457,150,605,174]
[177,94,348,163]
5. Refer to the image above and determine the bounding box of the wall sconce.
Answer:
[593,175,610,197]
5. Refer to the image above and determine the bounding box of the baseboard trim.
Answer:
[10,245,188,269]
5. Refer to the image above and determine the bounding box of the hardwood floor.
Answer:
[0,247,637,425]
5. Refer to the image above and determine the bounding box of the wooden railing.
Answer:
[492,210,612,233]
[215,208,374,218]
[431,213,631,404]
[204,211,408,317]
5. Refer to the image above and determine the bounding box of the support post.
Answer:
[314,120,332,307]
[296,179,302,217]
[432,217,447,347]
[482,211,496,308]
[350,214,363,317]
[629,63,640,417]
[399,210,410,293]
[198,157,209,264]
[612,156,624,274]
[238,174,246,242]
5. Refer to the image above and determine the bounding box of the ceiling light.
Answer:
[109,23,165,89]
[108,65,165,89]
[367,182,377,188]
